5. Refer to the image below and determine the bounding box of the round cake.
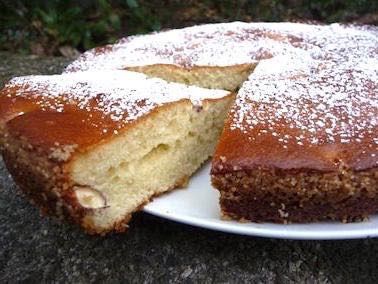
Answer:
[0,22,377,233]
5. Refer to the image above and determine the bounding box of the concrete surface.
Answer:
[0,52,377,283]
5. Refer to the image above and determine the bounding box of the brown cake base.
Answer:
[211,167,378,223]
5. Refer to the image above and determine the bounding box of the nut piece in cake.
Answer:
[74,187,107,209]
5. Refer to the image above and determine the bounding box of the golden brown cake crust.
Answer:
[212,115,377,174]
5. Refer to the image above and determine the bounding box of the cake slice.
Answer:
[0,70,233,234]
[211,59,378,223]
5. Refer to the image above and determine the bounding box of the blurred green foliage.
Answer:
[0,0,161,54]
[0,0,376,55]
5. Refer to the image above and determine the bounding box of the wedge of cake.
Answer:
[211,58,378,223]
[0,70,233,234]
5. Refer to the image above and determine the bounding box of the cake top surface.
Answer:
[0,70,229,151]
[65,22,377,72]
[1,70,228,124]
[234,59,377,146]
[213,57,378,172]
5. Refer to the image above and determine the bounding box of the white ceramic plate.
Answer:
[144,162,378,240]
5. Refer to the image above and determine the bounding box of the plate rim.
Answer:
[143,162,378,240]
[144,206,378,240]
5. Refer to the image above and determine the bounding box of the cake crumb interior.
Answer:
[70,97,233,231]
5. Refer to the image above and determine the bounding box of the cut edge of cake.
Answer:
[126,63,256,91]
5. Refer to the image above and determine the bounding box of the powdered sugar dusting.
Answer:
[10,21,378,152]
[5,70,229,125]
[231,60,378,147]
[65,22,377,72]
[64,21,377,148]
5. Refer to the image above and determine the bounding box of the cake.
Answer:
[0,22,377,233]
[0,70,232,234]
[65,21,378,224]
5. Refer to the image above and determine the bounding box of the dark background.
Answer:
[0,0,377,56]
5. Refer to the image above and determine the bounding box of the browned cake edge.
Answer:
[211,166,378,223]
